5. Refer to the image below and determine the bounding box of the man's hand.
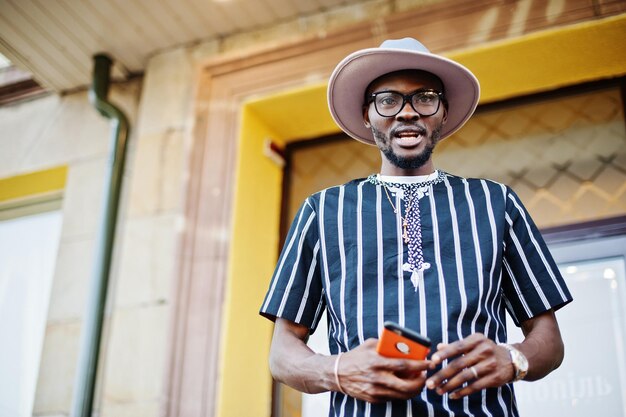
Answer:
[269,319,431,403]
[424,334,513,400]
[424,310,565,400]
[337,338,431,403]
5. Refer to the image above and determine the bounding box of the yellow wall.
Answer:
[218,15,626,417]
[0,166,68,205]
[215,106,287,416]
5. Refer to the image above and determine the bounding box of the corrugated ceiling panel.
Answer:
[290,0,324,14]
[118,0,180,51]
[158,1,207,41]
[211,3,254,33]
[14,1,92,76]
[216,2,261,30]
[48,0,141,77]
[0,0,373,91]
[0,2,79,89]
[132,1,190,45]
[248,0,282,22]
[314,0,338,9]
[261,0,299,21]
[86,0,158,54]
[55,0,143,71]
[0,32,65,90]
[185,0,231,35]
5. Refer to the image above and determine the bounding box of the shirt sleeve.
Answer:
[259,198,326,333]
[501,187,573,326]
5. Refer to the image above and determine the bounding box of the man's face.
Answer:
[364,70,448,175]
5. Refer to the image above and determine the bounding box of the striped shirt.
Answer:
[260,172,572,417]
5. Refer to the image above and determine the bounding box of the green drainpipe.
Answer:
[70,54,130,417]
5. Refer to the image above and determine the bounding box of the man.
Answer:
[260,38,572,416]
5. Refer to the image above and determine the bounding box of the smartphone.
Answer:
[376,321,431,360]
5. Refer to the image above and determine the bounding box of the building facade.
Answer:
[0,1,625,417]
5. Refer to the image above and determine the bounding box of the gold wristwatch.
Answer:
[499,343,528,382]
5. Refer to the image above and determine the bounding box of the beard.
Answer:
[372,124,442,170]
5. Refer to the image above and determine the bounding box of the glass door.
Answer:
[510,235,626,417]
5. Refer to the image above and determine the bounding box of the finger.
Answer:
[358,371,428,402]
[448,365,495,400]
[435,366,480,395]
[426,353,476,389]
[448,379,483,400]
[386,371,429,397]
[379,357,432,374]
[431,335,484,364]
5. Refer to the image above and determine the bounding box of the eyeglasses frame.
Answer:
[366,89,445,118]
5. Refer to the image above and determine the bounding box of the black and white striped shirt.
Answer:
[260,172,572,417]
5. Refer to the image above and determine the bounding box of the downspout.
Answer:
[70,54,130,417]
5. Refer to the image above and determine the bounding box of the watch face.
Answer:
[511,348,528,380]
[501,343,528,382]
[518,352,529,371]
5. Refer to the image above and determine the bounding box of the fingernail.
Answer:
[426,379,434,389]
[431,354,440,362]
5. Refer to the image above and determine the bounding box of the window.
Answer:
[0,208,62,417]
[510,235,626,416]
[0,167,65,417]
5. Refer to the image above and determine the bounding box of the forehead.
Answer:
[366,70,443,93]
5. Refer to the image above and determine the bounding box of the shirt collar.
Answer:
[378,170,439,184]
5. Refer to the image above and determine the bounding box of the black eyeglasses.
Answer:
[367,89,444,118]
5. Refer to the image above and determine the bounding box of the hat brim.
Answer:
[327,47,480,145]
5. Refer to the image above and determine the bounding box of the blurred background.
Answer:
[0,1,625,416]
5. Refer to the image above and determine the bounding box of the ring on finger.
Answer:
[470,366,479,379]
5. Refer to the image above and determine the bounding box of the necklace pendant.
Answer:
[410,269,421,291]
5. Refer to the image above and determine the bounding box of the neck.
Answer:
[379,159,436,176]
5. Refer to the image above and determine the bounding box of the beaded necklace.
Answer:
[367,170,446,289]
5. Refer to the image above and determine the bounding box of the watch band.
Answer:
[499,343,529,382]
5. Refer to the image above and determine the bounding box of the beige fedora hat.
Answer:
[327,38,480,145]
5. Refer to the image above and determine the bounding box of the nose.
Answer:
[396,99,420,120]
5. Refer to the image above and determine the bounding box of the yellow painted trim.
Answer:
[0,166,68,204]
[245,81,340,141]
[239,15,626,143]
[218,15,626,417]
[449,14,626,103]
[215,107,285,417]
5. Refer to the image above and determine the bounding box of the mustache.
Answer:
[391,124,427,137]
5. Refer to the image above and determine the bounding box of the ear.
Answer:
[363,105,371,128]
[441,102,449,125]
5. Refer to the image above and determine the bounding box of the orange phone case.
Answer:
[376,322,431,360]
